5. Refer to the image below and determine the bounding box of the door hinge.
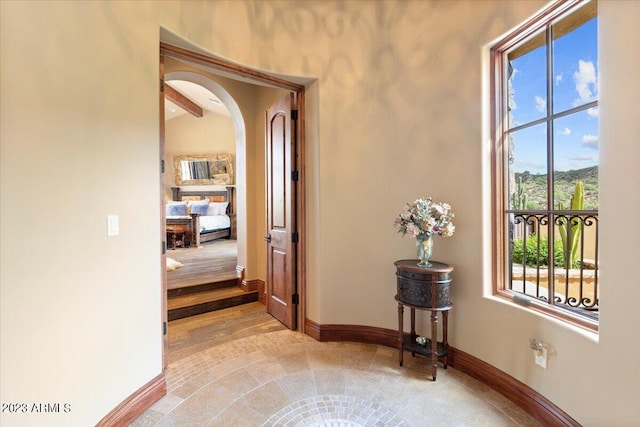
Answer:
[291,170,299,182]
[292,232,299,243]
[291,109,298,120]
[160,79,164,92]
[161,159,165,173]
[292,293,299,305]
[162,241,166,255]
[163,321,167,335]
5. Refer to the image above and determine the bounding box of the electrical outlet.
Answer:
[534,347,548,369]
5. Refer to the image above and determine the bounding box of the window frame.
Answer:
[490,0,599,332]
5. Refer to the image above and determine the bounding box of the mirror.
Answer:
[174,153,234,186]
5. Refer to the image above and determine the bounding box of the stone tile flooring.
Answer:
[132,330,543,426]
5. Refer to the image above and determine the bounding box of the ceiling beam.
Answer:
[164,83,203,118]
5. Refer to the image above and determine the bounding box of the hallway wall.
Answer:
[165,109,235,193]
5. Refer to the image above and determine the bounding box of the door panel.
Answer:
[271,113,286,227]
[266,93,296,329]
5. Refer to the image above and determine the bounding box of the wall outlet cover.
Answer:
[535,347,548,369]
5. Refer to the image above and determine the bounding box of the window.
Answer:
[491,0,599,331]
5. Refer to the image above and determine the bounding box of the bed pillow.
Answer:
[166,203,187,216]
[187,199,209,215]
[207,202,229,216]
[190,203,209,216]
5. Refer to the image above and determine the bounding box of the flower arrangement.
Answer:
[394,197,455,240]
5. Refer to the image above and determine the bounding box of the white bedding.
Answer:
[199,214,230,232]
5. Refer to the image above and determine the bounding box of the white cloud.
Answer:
[535,96,546,112]
[582,134,599,149]
[560,127,571,136]
[587,107,599,118]
[573,60,597,105]
[555,73,563,85]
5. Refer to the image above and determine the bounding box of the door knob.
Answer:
[264,234,272,243]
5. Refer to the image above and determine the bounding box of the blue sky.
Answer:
[509,17,598,174]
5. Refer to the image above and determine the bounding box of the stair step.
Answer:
[168,286,258,321]
[168,286,250,310]
[167,278,238,298]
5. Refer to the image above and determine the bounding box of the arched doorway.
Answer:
[159,43,307,367]
[164,71,247,276]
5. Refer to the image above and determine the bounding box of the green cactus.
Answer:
[512,176,527,210]
[558,181,584,268]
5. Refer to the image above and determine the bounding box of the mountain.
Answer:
[514,166,598,210]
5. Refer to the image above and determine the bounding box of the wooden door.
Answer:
[265,93,298,329]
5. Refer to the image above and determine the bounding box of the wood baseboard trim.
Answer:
[258,280,266,305]
[447,347,579,426]
[305,319,399,347]
[96,373,166,427]
[96,372,167,427]
[240,278,262,293]
[304,320,578,427]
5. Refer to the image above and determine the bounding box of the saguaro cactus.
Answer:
[512,176,527,210]
[558,181,584,268]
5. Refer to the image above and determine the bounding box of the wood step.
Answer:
[168,286,258,321]
[167,278,238,298]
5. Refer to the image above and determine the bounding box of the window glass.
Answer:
[508,37,547,126]
[553,111,599,210]
[508,124,548,210]
[552,15,598,114]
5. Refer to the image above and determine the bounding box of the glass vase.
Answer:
[416,235,434,267]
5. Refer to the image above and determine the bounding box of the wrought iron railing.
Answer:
[508,210,599,319]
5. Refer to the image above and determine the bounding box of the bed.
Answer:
[166,186,235,247]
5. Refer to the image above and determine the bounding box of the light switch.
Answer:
[107,215,119,236]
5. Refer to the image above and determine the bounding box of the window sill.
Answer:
[491,290,599,337]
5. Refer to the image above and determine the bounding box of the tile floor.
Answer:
[132,330,543,426]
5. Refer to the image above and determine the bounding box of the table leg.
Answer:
[398,302,404,367]
[430,310,438,381]
[443,310,449,369]
[410,308,416,357]
[410,308,416,337]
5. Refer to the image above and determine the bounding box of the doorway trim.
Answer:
[160,43,307,337]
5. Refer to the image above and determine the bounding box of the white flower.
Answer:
[406,223,420,237]
[443,223,456,237]
[394,197,455,240]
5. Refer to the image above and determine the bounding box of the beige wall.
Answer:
[1,1,638,426]
[165,110,236,192]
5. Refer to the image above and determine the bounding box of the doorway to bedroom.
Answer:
[162,76,247,322]
[159,43,307,368]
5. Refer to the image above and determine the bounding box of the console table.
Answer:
[394,259,453,381]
